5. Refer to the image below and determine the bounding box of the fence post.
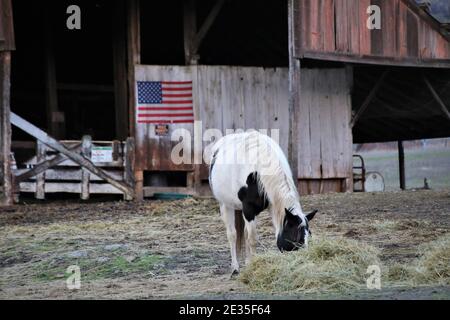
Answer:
[81,135,92,200]
[124,137,135,200]
[35,140,46,200]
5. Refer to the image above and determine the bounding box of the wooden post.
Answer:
[288,0,299,186]
[398,140,406,190]
[134,170,144,200]
[126,0,141,200]
[44,4,64,138]
[126,0,140,138]
[124,137,135,200]
[113,0,129,140]
[183,0,198,65]
[35,141,46,199]
[81,135,92,200]
[0,51,13,206]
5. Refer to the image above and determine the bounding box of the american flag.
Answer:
[136,81,194,124]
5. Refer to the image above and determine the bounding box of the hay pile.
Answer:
[239,237,381,293]
[388,234,450,286]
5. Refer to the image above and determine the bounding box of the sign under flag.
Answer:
[136,81,194,124]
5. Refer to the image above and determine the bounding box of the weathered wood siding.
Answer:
[134,65,289,175]
[196,66,290,179]
[134,65,195,172]
[134,65,353,193]
[297,68,353,193]
[0,0,15,51]
[294,0,450,67]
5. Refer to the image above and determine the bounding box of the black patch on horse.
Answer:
[237,172,269,222]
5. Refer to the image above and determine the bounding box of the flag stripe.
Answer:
[138,113,194,118]
[138,120,194,124]
[161,87,192,91]
[138,107,193,111]
[162,94,192,98]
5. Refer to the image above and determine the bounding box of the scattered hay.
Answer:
[239,237,381,293]
[409,234,450,285]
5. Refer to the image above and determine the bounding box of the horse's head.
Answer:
[277,209,317,252]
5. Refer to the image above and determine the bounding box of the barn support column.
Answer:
[113,0,129,140]
[288,0,299,184]
[44,4,64,139]
[183,0,225,65]
[126,0,143,201]
[398,140,406,190]
[0,52,13,206]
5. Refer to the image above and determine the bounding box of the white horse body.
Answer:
[209,131,308,274]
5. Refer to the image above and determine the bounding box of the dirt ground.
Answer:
[0,189,449,300]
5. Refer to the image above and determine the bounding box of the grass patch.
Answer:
[33,254,164,282]
[239,237,381,293]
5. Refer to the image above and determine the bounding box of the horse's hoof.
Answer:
[230,270,239,279]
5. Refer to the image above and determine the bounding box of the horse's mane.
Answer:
[214,131,305,235]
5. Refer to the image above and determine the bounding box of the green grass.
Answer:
[33,254,164,282]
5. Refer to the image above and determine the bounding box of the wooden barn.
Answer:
[1,0,450,204]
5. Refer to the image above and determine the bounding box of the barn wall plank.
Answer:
[298,68,353,182]
[296,0,450,66]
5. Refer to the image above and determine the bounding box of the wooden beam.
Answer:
[0,51,12,206]
[350,70,390,128]
[300,51,450,69]
[126,0,140,197]
[398,140,406,190]
[288,0,300,183]
[15,143,81,183]
[183,0,197,65]
[193,0,225,54]
[123,137,135,201]
[10,112,134,197]
[81,135,92,200]
[423,76,450,121]
[44,4,64,138]
[113,0,129,140]
[35,141,46,200]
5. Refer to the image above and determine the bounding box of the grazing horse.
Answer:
[209,131,317,274]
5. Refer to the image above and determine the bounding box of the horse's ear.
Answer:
[285,208,297,223]
[306,210,318,221]
[237,187,247,202]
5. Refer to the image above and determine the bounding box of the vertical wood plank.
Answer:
[359,0,372,56]
[0,51,13,206]
[289,0,300,182]
[81,135,92,200]
[127,0,140,160]
[44,4,63,139]
[113,0,129,140]
[124,137,136,200]
[35,141,46,200]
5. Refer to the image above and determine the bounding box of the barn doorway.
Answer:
[11,0,128,165]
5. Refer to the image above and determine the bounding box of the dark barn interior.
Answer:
[352,66,450,143]
[11,1,116,143]
[140,0,288,67]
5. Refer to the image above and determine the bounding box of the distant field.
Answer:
[355,147,450,191]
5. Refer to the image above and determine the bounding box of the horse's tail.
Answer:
[235,210,245,261]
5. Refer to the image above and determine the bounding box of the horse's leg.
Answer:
[244,218,257,265]
[220,204,239,275]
